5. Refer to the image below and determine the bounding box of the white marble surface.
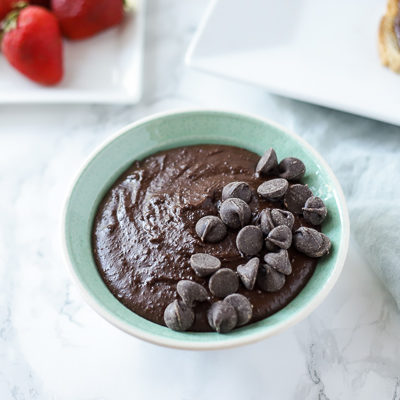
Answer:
[1,1,400,399]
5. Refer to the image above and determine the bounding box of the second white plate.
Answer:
[186,0,400,126]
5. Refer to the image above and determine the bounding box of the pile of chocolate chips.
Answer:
[163,148,331,333]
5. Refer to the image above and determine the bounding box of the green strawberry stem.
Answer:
[123,0,137,12]
[0,2,28,43]
[14,1,28,10]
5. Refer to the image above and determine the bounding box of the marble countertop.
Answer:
[1,1,400,399]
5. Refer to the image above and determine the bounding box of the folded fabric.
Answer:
[351,203,400,308]
[295,108,400,308]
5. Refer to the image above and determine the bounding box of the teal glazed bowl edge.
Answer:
[63,109,350,350]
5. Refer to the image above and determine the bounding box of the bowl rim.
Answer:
[62,108,350,350]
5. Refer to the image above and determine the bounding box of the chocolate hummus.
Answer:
[92,145,320,332]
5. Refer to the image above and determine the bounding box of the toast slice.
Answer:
[379,0,400,73]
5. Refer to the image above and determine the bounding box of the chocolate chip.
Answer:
[224,294,253,326]
[237,257,259,290]
[190,253,221,277]
[257,264,286,292]
[265,240,278,252]
[271,209,295,230]
[303,196,328,225]
[236,225,264,256]
[195,215,227,243]
[207,301,237,333]
[209,268,239,298]
[284,184,313,214]
[266,225,292,250]
[259,208,274,235]
[278,157,306,181]
[293,226,322,256]
[256,148,278,176]
[260,208,295,235]
[222,181,252,203]
[317,235,331,257]
[264,249,292,275]
[219,198,251,229]
[293,227,331,257]
[177,280,209,307]
[164,300,194,331]
[257,178,289,201]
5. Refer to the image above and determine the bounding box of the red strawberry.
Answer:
[0,1,50,20]
[0,0,22,21]
[51,0,124,40]
[1,6,63,85]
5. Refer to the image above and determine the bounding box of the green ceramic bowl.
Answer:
[63,109,349,350]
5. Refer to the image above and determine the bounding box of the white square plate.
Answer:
[0,0,145,104]
[186,0,400,126]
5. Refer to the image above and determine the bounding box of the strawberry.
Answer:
[0,0,50,21]
[0,0,22,21]
[51,0,124,40]
[1,5,63,85]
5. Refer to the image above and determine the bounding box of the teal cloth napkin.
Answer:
[279,101,400,307]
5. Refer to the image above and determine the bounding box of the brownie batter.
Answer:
[92,145,319,332]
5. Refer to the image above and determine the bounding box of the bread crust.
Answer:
[387,0,399,17]
[379,0,400,73]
